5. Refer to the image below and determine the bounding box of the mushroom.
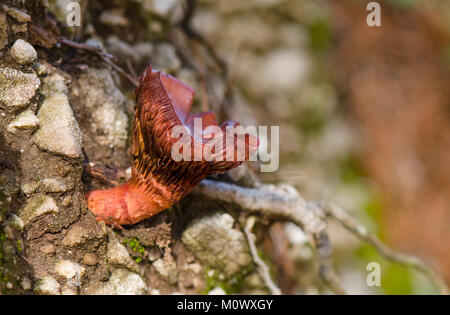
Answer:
[86,66,258,226]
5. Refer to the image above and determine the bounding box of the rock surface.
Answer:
[61,221,106,247]
[82,253,98,266]
[153,257,178,284]
[151,0,180,16]
[71,68,129,149]
[7,109,38,134]
[40,244,56,255]
[18,194,59,227]
[10,39,37,65]
[54,260,86,280]
[0,67,40,109]
[107,238,141,273]
[21,182,40,195]
[34,276,60,295]
[41,178,73,193]
[182,212,252,277]
[85,269,147,295]
[6,7,31,23]
[34,73,83,159]
[152,43,181,72]
[107,239,133,267]
[105,36,153,65]
[8,214,24,231]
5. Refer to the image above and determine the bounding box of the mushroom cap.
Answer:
[132,65,259,173]
[86,66,260,226]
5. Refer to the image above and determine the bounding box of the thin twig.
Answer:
[58,36,139,87]
[194,179,346,294]
[126,58,138,81]
[319,201,449,295]
[179,0,227,72]
[243,217,281,295]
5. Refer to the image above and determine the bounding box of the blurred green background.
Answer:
[189,0,450,294]
[45,0,450,294]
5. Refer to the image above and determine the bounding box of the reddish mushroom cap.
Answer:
[133,65,259,172]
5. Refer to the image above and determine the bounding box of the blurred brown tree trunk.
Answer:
[331,1,450,284]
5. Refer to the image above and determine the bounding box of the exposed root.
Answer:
[194,179,345,294]
[243,216,281,295]
[194,179,448,294]
[58,36,139,87]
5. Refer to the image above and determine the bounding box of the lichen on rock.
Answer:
[182,212,253,278]
[34,276,60,295]
[17,194,59,227]
[0,67,40,109]
[71,68,130,149]
[85,268,147,295]
[34,73,83,159]
[153,257,178,284]
[7,109,38,134]
[10,39,37,65]
[41,178,73,193]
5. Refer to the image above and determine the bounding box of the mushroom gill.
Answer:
[86,66,258,226]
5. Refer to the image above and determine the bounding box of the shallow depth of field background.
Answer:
[187,0,450,294]
[44,0,450,294]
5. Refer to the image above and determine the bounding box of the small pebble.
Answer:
[41,178,71,193]
[40,244,55,255]
[147,246,161,262]
[7,109,39,134]
[82,253,97,266]
[11,23,27,34]
[20,277,32,291]
[61,195,72,207]
[8,214,24,232]
[61,286,77,295]
[3,225,15,240]
[21,182,40,195]
[208,287,226,295]
[10,39,37,65]
[34,276,60,295]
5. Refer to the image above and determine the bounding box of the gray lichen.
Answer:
[182,212,252,278]
[34,73,83,159]
[0,67,40,109]
[71,68,130,149]
[9,39,37,65]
